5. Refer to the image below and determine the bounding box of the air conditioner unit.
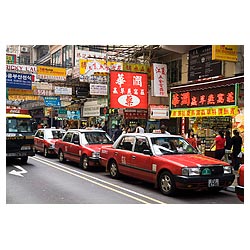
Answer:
[21,47,28,52]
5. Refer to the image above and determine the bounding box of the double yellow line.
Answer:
[31,156,167,204]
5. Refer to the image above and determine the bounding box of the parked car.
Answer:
[54,129,113,170]
[99,133,235,196]
[235,164,244,202]
[34,128,65,157]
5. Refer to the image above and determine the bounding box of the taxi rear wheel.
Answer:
[109,160,120,178]
[158,171,176,196]
[81,155,90,171]
[58,150,65,163]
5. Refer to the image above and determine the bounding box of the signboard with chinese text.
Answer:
[171,106,238,118]
[43,96,61,107]
[151,63,168,97]
[90,84,107,95]
[37,66,66,81]
[188,45,222,81]
[149,105,169,119]
[171,85,236,109]
[109,71,148,109]
[6,72,32,90]
[212,45,238,62]
[123,109,148,119]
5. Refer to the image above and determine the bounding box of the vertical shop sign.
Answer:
[151,63,168,97]
[110,71,148,109]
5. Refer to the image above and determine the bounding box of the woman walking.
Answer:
[210,130,226,160]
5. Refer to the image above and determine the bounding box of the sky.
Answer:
[0,1,249,250]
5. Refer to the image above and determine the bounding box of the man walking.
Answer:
[231,130,243,171]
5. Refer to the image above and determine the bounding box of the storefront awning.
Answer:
[170,76,244,93]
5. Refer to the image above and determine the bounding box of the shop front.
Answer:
[170,76,244,155]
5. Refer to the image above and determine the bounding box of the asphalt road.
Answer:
[6,154,242,204]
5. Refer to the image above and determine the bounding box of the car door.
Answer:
[62,131,74,161]
[69,132,81,163]
[113,136,135,176]
[35,129,44,152]
[130,136,154,183]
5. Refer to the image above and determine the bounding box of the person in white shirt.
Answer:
[135,122,144,133]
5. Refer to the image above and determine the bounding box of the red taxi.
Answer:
[99,133,235,196]
[54,129,113,170]
[235,164,244,202]
[34,128,65,157]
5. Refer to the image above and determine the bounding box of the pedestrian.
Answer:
[186,128,198,149]
[135,122,144,133]
[112,124,122,142]
[231,129,243,171]
[123,125,131,134]
[210,130,226,160]
[102,121,108,133]
[224,130,232,163]
[160,124,170,135]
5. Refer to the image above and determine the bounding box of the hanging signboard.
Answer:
[212,45,238,62]
[6,72,32,90]
[43,96,61,107]
[109,71,148,109]
[37,66,66,81]
[149,105,169,119]
[151,63,168,97]
[90,84,107,95]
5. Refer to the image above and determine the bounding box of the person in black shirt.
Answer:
[224,130,232,163]
[112,124,122,142]
[231,130,243,171]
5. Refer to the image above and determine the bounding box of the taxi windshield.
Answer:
[151,136,198,155]
[6,118,32,133]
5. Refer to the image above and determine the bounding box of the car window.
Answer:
[134,137,150,154]
[117,136,134,151]
[63,132,74,142]
[151,136,197,155]
[72,133,80,144]
[84,132,112,145]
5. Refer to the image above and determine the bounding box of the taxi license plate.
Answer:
[208,179,219,187]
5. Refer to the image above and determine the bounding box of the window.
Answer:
[134,137,150,153]
[51,50,61,67]
[72,133,80,144]
[167,59,182,84]
[63,132,74,142]
[62,45,73,68]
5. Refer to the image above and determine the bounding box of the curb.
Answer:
[225,186,235,193]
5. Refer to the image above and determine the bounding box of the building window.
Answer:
[51,50,61,67]
[167,59,182,84]
[62,45,73,68]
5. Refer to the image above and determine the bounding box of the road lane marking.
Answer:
[32,156,167,204]
[9,165,28,177]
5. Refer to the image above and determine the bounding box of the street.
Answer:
[6,155,242,204]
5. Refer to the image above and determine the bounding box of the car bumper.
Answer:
[88,157,101,166]
[6,151,35,157]
[174,174,235,190]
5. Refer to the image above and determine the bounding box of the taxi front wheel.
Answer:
[81,155,90,171]
[109,160,120,179]
[158,171,176,196]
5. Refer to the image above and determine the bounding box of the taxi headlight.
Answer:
[223,166,233,174]
[182,167,200,176]
[92,152,100,158]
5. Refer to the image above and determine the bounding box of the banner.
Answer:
[171,106,238,118]
[109,71,148,109]
[37,66,66,81]
[212,45,238,62]
[151,63,168,97]
[6,72,32,90]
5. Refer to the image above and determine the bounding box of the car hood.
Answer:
[46,139,58,144]
[86,144,112,152]
[158,154,229,167]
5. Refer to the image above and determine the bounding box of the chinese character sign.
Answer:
[151,63,168,97]
[171,85,236,109]
[110,71,148,109]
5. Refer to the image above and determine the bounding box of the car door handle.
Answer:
[132,155,136,159]
[114,152,118,155]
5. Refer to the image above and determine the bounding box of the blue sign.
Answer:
[43,96,61,107]
[6,72,32,89]
[67,110,80,120]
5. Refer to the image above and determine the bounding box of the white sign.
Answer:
[90,84,107,95]
[6,64,37,73]
[151,63,168,97]
[150,105,169,119]
[82,100,100,117]
[55,86,72,95]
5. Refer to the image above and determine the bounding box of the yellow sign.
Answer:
[37,66,66,77]
[8,88,34,95]
[212,45,238,62]
[171,106,238,118]
[8,95,42,101]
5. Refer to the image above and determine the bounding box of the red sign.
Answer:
[109,71,148,109]
[171,85,236,109]
[6,108,29,114]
